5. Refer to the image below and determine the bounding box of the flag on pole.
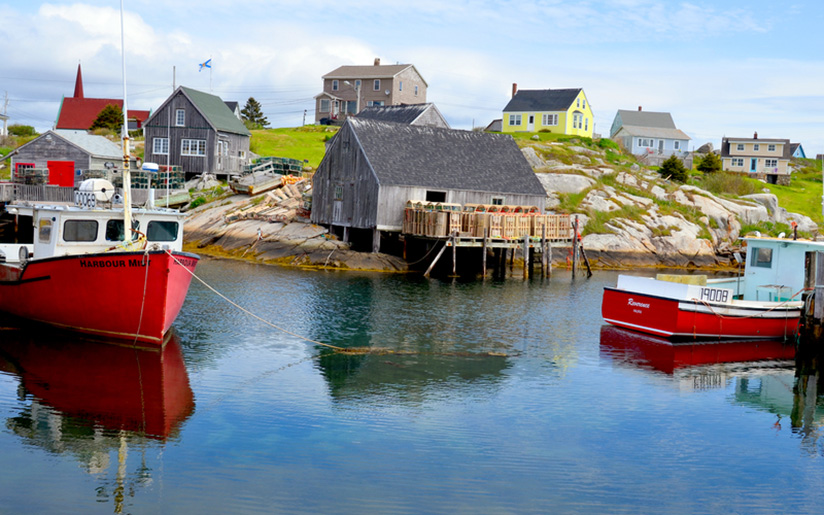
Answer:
[199,59,211,72]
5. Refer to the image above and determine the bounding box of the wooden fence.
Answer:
[0,184,75,203]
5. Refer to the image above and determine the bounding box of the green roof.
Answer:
[180,86,251,136]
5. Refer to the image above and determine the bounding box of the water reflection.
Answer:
[0,324,194,512]
[600,325,824,455]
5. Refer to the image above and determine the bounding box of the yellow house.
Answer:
[502,84,594,137]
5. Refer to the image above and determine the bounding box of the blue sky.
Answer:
[1,0,822,155]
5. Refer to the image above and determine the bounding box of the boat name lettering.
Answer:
[627,298,650,309]
[175,257,197,267]
[699,287,729,303]
[79,259,147,268]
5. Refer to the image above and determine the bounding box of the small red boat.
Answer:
[602,236,823,341]
[0,180,198,345]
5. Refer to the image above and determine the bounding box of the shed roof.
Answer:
[503,89,583,112]
[346,118,545,196]
[9,130,122,160]
[356,103,443,126]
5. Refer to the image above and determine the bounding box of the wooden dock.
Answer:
[401,201,590,278]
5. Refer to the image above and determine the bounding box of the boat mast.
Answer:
[120,0,132,241]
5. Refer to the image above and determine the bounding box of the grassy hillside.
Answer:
[250,125,338,169]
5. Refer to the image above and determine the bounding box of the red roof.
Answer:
[56,97,150,130]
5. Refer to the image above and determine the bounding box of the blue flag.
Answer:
[199,59,211,72]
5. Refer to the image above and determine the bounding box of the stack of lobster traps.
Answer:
[403,201,572,241]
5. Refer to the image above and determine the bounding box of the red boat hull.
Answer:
[602,287,800,340]
[0,250,198,345]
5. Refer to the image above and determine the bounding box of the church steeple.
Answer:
[73,63,84,99]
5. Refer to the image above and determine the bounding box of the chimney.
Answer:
[638,106,642,111]
[374,57,380,66]
[512,83,518,98]
[754,131,758,139]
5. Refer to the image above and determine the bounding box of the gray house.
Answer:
[355,103,449,128]
[143,86,251,179]
[3,129,123,186]
[311,118,547,252]
[610,107,691,166]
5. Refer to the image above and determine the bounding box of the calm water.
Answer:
[1,258,823,514]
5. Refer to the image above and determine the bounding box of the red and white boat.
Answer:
[0,180,198,346]
[601,236,822,340]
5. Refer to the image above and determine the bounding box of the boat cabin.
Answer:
[0,203,186,263]
[737,237,824,301]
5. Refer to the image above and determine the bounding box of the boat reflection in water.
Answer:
[0,324,194,512]
[599,324,796,377]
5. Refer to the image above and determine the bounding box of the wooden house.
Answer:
[609,107,691,167]
[720,133,792,185]
[502,84,593,137]
[310,118,547,252]
[3,129,123,187]
[314,58,428,124]
[143,86,251,179]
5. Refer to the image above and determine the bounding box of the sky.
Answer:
[1,0,823,156]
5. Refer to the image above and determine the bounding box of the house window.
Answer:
[425,190,447,202]
[576,98,580,108]
[355,80,361,89]
[542,114,558,126]
[152,137,169,155]
[582,99,586,109]
[373,79,380,91]
[753,144,760,151]
[584,118,588,131]
[509,114,522,126]
[415,85,419,96]
[673,140,681,150]
[768,144,776,152]
[181,139,207,156]
[367,100,385,106]
[334,185,343,200]
[320,99,330,113]
[491,196,505,205]
[736,144,744,151]
[332,80,339,91]
[731,158,744,167]
[573,113,582,129]
[175,109,185,126]
[750,247,773,268]
[765,159,778,168]
[399,81,403,91]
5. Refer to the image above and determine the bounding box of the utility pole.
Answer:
[2,91,8,136]
[303,110,306,126]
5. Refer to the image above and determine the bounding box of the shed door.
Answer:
[47,161,75,187]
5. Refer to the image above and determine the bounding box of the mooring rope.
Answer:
[693,287,811,320]
[166,249,346,351]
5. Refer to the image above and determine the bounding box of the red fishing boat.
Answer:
[601,236,819,341]
[0,196,198,345]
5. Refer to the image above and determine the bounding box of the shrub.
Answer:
[657,155,689,183]
[8,124,36,137]
[696,152,722,174]
[596,138,619,150]
[699,172,759,196]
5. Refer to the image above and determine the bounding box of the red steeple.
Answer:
[73,63,84,99]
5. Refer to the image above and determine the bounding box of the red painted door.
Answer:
[47,161,75,187]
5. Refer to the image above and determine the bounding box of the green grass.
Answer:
[250,125,338,169]
[762,175,824,225]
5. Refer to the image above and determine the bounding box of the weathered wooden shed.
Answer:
[143,86,251,179]
[311,118,547,252]
[3,129,122,186]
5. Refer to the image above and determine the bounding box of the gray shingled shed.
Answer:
[311,118,546,252]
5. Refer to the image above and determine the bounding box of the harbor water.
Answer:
[1,258,823,514]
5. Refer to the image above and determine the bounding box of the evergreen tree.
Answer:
[658,154,689,183]
[697,152,722,174]
[90,104,123,132]
[241,97,269,128]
